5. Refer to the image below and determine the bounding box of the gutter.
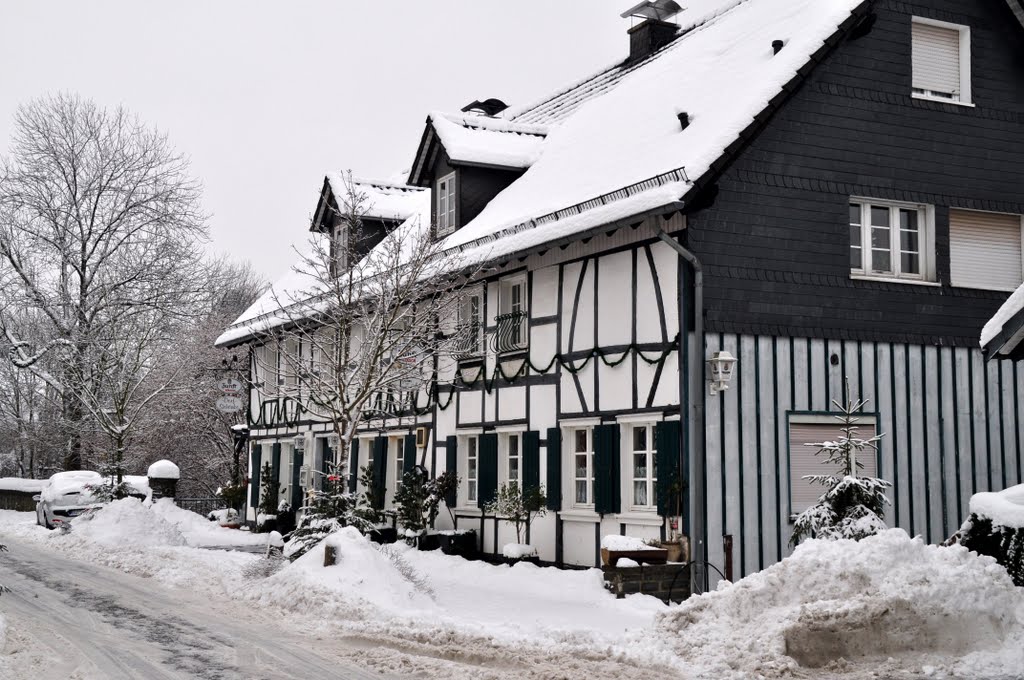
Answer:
[656,227,707,592]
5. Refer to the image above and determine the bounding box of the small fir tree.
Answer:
[791,380,891,545]
[285,462,371,560]
[433,470,459,526]
[355,463,384,525]
[394,467,451,539]
[257,461,281,524]
[485,483,547,545]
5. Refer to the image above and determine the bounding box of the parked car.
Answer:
[34,471,105,529]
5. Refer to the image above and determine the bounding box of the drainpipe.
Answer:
[656,227,706,592]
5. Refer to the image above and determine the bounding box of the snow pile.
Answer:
[149,499,265,548]
[71,498,187,548]
[502,543,537,559]
[656,529,1024,679]
[249,527,435,620]
[146,459,179,480]
[970,483,1024,529]
[0,478,46,493]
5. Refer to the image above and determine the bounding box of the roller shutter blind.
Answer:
[912,22,961,99]
[789,421,877,514]
[950,210,1022,292]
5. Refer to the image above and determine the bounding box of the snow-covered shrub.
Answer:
[485,482,546,545]
[377,543,434,597]
[256,462,280,522]
[393,467,446,539]
[791,381,891,545]
[285,463,371,560]
[958,484,1024,586]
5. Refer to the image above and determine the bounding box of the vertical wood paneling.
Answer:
[721,334,742,577]
[987,359,1005,492]
[939,347,958,539]
[792,340,809,412]
[774,337,793,555]
[954,348,973,520]
[1000,361,1017,493]
[739,334,759,578]
[970,350,987,494]
[892,343,910,531]
[924,347,942,543]
[704,334,724,578]
[756,336,776,570]
[809,339,827,411]
[875,343,897,528]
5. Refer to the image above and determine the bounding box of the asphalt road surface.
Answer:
[0,538,386,680]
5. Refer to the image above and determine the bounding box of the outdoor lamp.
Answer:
[707,350,738,395]
[292,435,305,451]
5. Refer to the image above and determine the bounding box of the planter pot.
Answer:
[417,533,442,551]
[601,547,668,567]
[439,530,477,557]
[368,527,397,544]
[661,541,683,563]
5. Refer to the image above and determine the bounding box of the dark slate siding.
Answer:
[458,166,522,227]
[687,0,1024,347]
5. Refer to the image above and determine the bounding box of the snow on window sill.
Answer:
[850,274,941,287]
[454,506,482,516]
[560,508,600,522]
[614,510,663,526]
[910,93,975,108]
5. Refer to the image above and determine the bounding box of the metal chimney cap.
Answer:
[621,0,683,21]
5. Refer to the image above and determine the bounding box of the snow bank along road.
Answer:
[0,536,385,680]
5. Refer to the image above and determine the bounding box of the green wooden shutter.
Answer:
[593,424,620,515]
[546,428,562,511]
[655,420,682,517]
[250,445,262,508]
[478,433,498,508]
[290,448,303,510]
[271,443,282,506]
[372,436,388,509]
[523,431,541,490]
[445,436,458,507]
[347,439,358,493]
[403,434,417,475]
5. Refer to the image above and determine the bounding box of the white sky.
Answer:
[0,1,626,281]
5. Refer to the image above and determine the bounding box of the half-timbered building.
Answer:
[217,0,1024,582]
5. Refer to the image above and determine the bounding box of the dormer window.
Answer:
[436,172,457,237]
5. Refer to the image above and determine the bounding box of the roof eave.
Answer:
[984,304,1024,361]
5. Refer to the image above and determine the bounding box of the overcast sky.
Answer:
[0,1,627,282]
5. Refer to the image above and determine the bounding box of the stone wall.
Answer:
[602,563,691,604]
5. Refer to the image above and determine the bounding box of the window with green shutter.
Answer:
[478,433,499,508]
[403,434,417,475]
[655,421,682,517]
[250,445,262,508]
[271,443,282,505]
[522,431,540,491]
[445,436,458,507]
[593,424,620,515]
[546,428,562,511]
[372,436,388,509]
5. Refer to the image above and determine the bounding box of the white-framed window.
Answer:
[436,172,457,237]
[949,209,1024,292]
[503,433,521,484]
[394,438,404,493]
[850,199,935,282]
[331,221,348,273]
[629,424,657,510]
[570,428,594,507]
[456,288,484,357]
[496,275,528,353]
[465,435,479,503]
[911,17,971,105]
[788,414,879,515]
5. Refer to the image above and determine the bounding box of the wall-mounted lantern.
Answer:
[328,433,340,450]
[292,434,305,452]
[707,350,738,395]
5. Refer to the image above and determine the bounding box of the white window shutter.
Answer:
[789,421,878,514]
[950,210,1023,291]
[912,22,961,97]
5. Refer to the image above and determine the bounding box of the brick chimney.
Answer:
[627,19,679,62]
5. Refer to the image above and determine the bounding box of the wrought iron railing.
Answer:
[493,311,528,354]
[452,323,483,359]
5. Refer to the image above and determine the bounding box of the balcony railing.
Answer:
[493,311,528,354]
[452,323,483,359]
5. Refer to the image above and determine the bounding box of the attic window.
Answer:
[436,172,456,237]
[911,17,971,104]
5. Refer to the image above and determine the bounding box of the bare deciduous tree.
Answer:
[266,173,478,474]
[0,93,209,471]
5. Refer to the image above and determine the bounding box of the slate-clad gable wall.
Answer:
[459,166,522,228]
[688,0,1024,346]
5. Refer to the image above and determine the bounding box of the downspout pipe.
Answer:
[657,227,707,592]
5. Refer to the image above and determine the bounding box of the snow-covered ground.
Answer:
[3,501,1024,678]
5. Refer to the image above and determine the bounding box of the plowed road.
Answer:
[0,538,385,679]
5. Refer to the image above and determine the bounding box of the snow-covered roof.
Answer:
[0,477,47,493]
[218,0,864,347]
[981,283,1024,359]
[324,174,425,223]
[147,459,180,480]
[408,112,548,185]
